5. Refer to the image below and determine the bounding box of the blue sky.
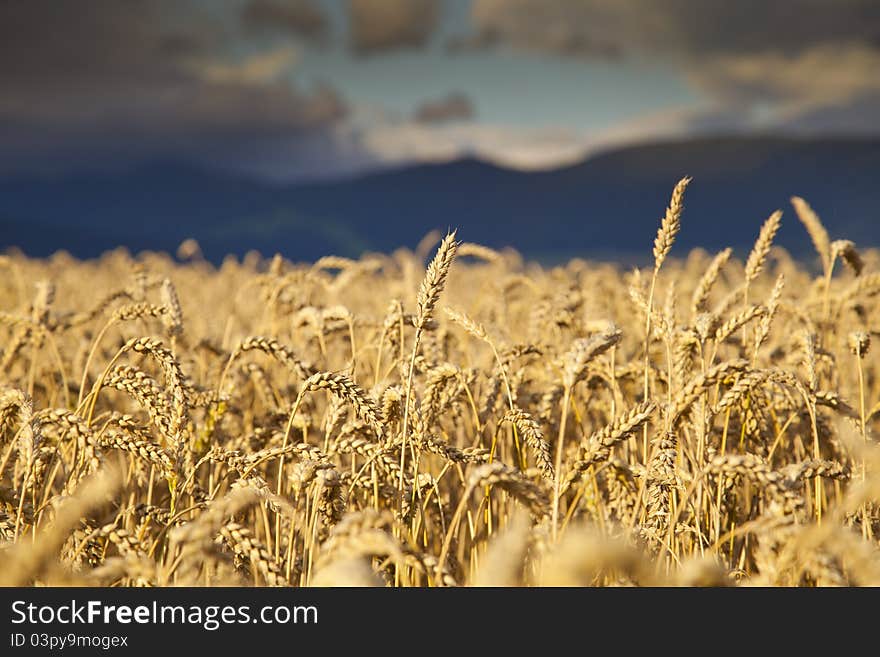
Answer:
[2,0,878,180]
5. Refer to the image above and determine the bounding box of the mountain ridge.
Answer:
[2,135,879,264]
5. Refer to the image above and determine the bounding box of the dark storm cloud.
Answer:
[0,0,347,174]
[413,93,475,123]
[241,0,328,40]
[777,92,880,135]
[349,0,438,53]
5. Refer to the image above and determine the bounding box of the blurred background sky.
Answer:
[2,1,879,261]
[4,0,879,180]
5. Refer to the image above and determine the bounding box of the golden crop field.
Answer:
[2,179,880,587]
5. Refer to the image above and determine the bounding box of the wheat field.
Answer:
[2,180,880,587]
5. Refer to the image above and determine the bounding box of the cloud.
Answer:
[777,93,880,135]
[353,118,591,171]
[3,0,878,181]
[413,93,475,123]
[464,0,880,131]
[462,0,638,57]
[688,42,880,105]
[196,45,300,85]
[349,0,438,53]
[0,1,347,174]
[680,41,880,135]
[0,78,349,178]
[467,0,880,60]
[241,0,328,40]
